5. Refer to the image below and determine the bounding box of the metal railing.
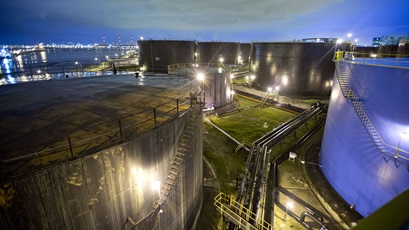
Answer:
[168,62,226,73]
[0,62,139,84]
[1,97,193,178]
[334,61,409,164]
[214,192,272,230]
[334,51,409,69]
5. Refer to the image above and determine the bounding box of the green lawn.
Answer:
[210,96,296,144]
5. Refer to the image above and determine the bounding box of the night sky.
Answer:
[1,0,408,45]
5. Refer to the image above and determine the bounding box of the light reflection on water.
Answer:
[1,48,131,85]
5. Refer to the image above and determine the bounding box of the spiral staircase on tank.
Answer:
[334,59,409,167]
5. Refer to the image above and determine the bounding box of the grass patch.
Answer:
[203,122,246,195]
[210,105,295,143]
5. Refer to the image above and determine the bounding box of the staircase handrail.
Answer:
[334,61,409,162]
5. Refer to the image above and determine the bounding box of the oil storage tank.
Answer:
[249,42,335,98]
[138,40,196,73]
[240,43,251,64]
[320,58,409,217]
[0,108,203,230]
[197,42,240,65]
[201,69,233,110]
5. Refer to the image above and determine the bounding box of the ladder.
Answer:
[334,61,405,162]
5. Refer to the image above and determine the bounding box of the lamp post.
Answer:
[334,39,343,60]
[250,74,256,88]
[197,73,205,105]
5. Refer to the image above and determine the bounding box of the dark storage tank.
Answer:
[197,42,240,65]
[138,40,196,73]
[0,107,203,230]
[320,59,409,217]
[249,42,336,98]
[240,43,251,64]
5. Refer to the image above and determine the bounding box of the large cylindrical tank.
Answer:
[240,43,251,64]
[0,109,203,230]
[138,40,196,73]
[249,42,335,98]
[320,61,409,217]
[197,42,240,65]
[203,70,233,109]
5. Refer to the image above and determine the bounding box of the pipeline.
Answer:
[265,120,327,228]
[300,212,327,230]
[249,106,322,218]
[205,117,250,152]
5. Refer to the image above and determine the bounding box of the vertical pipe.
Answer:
[118,119,123,142]
[176,99,179,117]
[154,108,157,127]
[68,136,74,158]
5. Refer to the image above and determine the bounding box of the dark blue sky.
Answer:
[1,0,408,45]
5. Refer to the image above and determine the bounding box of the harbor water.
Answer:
[0,47,135,85]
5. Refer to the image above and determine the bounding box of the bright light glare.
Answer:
[348,33,353,38]
[197,73,205,81]
[267,87,272,92]
[286,201,294,208]
[250,75,256,80]
[282,76,288,86]
[219,57,224,63]
[336,39,343,44]
[152,179,161,191]
[275,86,280,91]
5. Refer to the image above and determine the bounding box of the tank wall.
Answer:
[204,71,232,109]
[249,42,335,97]
[240,43,251,63]
[0,110,203,230]
[197,42,240,64]
[320,63,409,217]
[138,40,196,73]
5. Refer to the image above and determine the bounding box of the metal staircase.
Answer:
[156,103,201,207]
[259,92,272,107]
[141,100,202,230]
[334,61,407,164]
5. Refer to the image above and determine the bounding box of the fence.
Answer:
[1,97,193,179]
